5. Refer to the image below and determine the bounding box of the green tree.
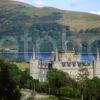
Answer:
[0,60,21,100]
[59,86,74,97]
[8,64,22,84]
[85,77,100,100]
[36,82,49,93]
[47,69,68,88]
[20,68,33,89]
[77,66,89,100]
[92,77,100,100]
[47,69,71,95]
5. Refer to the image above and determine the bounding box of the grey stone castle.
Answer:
[30,48,100,82]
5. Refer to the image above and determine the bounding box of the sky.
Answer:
[12,0,100,15]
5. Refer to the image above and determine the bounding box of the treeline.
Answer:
[29,23,70,52]
[79,27,100,34]
[0,22,71,52]
[36,12,62,21]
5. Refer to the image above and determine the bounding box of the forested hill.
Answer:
[0,0,100,31]
[0,0,100,52]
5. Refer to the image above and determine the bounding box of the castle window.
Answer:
[67,62,71,67]
[73,62,76,67]
[62,62,66,67]
[43,70,44,74]
[48,62,52,70]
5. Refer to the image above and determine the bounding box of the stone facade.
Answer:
[30,49,100,82]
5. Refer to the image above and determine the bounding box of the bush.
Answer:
[0,60,21,100]
[58,86,74,97]
[36,82,49,93]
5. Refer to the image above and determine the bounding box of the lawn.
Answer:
[33,96,59,100]
[14,62,29,71]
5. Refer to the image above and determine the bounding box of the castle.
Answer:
[30,48,100,82]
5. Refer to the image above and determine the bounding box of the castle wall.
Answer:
[30,59,39,79]
[94,60,100,77]
[38,60,49,82]
[53,61,94,79]
[30,50,100,82]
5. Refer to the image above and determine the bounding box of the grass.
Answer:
[33,95,59,100]
[14,62,29,71]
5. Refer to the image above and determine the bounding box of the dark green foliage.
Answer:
[83,77,100,100]
[47,69,68,88]
[19,69,33,89]
[8,64,22,84]
[36,82,49,93]
[46,69,79,98]
[0,60,21,100]
[58,86,74,97]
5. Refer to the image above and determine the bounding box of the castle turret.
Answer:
[94,48,100,78]
[51,51,55,61]
[30,48,39,80]
[55,48,59,61]
[53,48,62,69]
[33,48,36,59]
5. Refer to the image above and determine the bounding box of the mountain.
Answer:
[0,0,100,52]
[0,0,100,31]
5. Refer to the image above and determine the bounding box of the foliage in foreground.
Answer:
[1,59,100,100]
[0,60,21,100]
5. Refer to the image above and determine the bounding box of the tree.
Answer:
[77,65,89,100]
[91,77,100,100]
[19,68,33,89]
[47,69,71,95]
[59,86,74,97]
[8,64,22,84]
[36,82,49,93]
[79,77,100,100]
[0,60,21,100]
[47,69,68,88]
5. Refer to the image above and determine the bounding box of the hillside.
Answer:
[0,0,100,53]
[0,0,100,31]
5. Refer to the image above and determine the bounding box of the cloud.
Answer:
[35,0,44,7]
[90,11,100,15]
[69,0,83,7]
[12,0,25,2]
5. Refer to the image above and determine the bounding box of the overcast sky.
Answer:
[13,0,100,15]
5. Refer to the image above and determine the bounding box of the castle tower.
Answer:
[94,48,100,78]
[51,51,55,61]
[30,48,39,80]
[53,48,62,69]
[33,48,36,60]
[55,48,59,61]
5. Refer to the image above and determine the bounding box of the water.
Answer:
[81,54,96,62]
[0,52,96,61]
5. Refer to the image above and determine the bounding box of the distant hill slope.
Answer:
[0,0,100,31]
[0,0,99,52]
